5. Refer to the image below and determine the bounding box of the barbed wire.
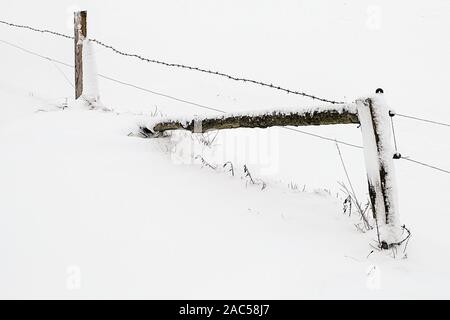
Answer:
[0,37,360,151]
[88,38,345,104]
[2,21,449,177]
[0,38,225,113]
[396,112,450,128]
[0,20,73,40]
[3,36,449,177]
[0,18,345,104]
[97,75,362,149]
[4,34,449,172]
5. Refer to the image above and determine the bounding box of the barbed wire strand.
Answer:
[3,36,449,177]
[99,75,363,148]
[396,113,450,128]
[88,38,345,104]
[0,18,345,104]
[2,22,449,177]
[402,157,450,175]
[0,20,73,40]
[5,28,448,178]
[0,38,224,113]
[0,37,363,150]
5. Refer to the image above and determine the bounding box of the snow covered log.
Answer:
[145,105,359,134]
[356,91,401,249]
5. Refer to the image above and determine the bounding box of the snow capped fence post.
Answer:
[74,11,87,100]
[356,89,401,249]
[82,38,101,106]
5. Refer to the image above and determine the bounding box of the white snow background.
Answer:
[0,0,449,299]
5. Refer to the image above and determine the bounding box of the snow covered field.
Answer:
[1,0,449,299]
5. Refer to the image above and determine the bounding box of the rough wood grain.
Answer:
[149,109,359,134]
[74,11,87,99]
[357,94,400,249]
[366,97,394,249]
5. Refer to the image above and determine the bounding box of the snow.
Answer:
[0,101,367,299]
[1,0,450,299]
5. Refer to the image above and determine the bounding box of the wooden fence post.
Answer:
[74,11,87,99]
[356,89,401,249]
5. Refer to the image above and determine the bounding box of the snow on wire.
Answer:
[0,18,344,104]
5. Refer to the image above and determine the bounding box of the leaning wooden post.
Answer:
[74,11,87,99]
[356,89,401,249]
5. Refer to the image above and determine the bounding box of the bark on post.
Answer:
[74,11,87,99]
[356,90,401,249]
[145,107,359,134]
